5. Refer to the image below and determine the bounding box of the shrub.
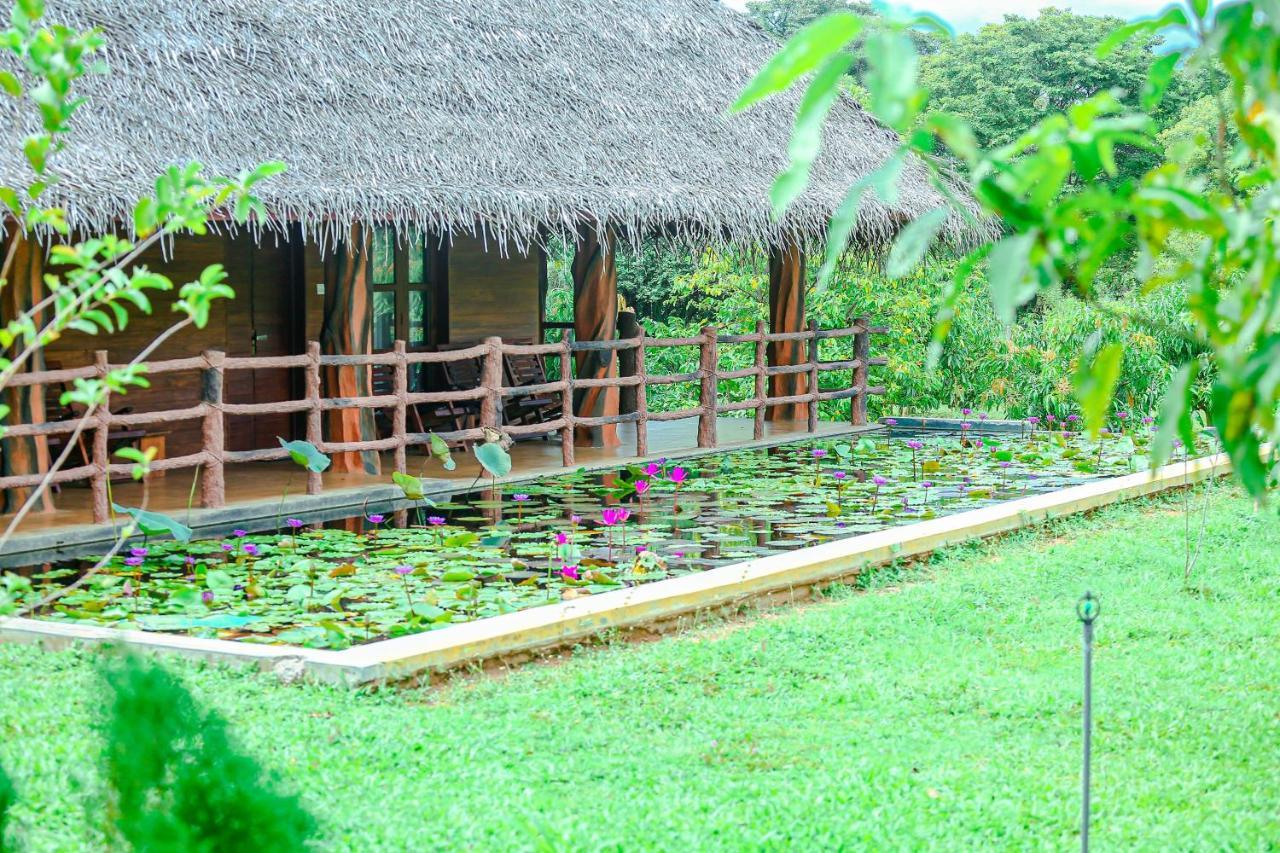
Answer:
[98,654,315,850]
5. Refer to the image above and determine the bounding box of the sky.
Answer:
[720,1,1174,32]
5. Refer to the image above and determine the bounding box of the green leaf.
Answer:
[428,433,455,471]
[986,234,1037,324]
[1072,338,1123,437]
[110,504,193,543]
[474,441,512,479]
[886,206,949,279]
[392,471,426,501]
[1095,7,1187,58]
[1150,361,1198,467]
[0,71,21,97]
[277,437,330,473]
[770,52,853,217]
[732,12,863,112]
[1142,52,1180,111]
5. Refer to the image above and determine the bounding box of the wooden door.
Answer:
[225,235,302,451]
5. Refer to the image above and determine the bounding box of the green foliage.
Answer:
[0,758,13,852]
[917,7,1193,181]
[98,653,314,850]
[738,1,1280,494]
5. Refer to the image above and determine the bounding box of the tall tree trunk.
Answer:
[572,221,621,447]
[320,223,380,474]
[0,232,52,512]
[766,241,808,423]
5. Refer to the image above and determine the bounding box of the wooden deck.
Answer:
[3,418,866,536]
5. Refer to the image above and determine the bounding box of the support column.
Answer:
[572,221,621,448]
[0,231,51,513]
[320,223,380,475]
[766,240,808,423]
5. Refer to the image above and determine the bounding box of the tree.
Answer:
[0,0,279,609]
[918,8,1196,181]
[734,1,1280,497]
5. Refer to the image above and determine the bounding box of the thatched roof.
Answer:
[1,0,982,251]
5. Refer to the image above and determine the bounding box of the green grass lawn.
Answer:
[2,481,1277,849]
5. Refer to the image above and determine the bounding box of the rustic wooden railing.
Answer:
[0,318,886,522]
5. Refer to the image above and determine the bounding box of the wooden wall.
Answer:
[42,233,299,459]
[447,235,542,343]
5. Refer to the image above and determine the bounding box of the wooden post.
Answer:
[851,315,870,426]
[305,341,323,495]
[480,336,503,433]
[392,340,408,474]
[0,231,51,513]
[753,320,767,441]
[807,320,820,434]
[90,350,110,523]
[617,309,640,415]
[571,220,621,447]
[698,325,718,449]
[766,240,807,423]
[200,350,226,508]
[635,326,649,457]
[559,339,575,467]
[319,222,380,475]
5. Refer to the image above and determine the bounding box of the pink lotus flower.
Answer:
[635,479,650,496]
[555,532,569,545]
[643,462,661,477]
[367,514,385,525]
[243,543,260,557]
[883,418,898,426]
[833,471,846,481]
[962,408,971,416]
[286,517,305,529]
[129,547,148,558]
[1117,412,1129,420]
[201,589,215,605]
[560,565,579,580]
[428,516,446,525]
[124,556,143,567]
[512,493,530,502]
[1027,416,1040,425]
[960,422,972,430]
[601,507,631,526]
[394,564,413,576]
[811,448,827,459]
[233,529,248,538]
[906,440,923,450]
[669,467,688,484]
[872,475,888,486]
[122,580,135,597]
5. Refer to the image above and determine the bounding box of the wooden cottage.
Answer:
[0,0,974,523]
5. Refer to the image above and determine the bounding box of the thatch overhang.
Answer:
[1,0,986,253]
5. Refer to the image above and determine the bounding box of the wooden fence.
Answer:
[0,318,886,522]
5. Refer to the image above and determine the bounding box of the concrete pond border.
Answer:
[0,451,1228,687]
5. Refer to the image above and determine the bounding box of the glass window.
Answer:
[372,290,396,350]
[371,227,395,285]
[408,290,426,346]
[407,229,426,283]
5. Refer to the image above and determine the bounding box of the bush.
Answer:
[99,654,315,851]
[0,760,14,852]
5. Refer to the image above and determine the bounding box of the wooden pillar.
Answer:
[766,240,808,423]
[571,221,621,448]
[617,309,641,415]
[319,222,380,475]
[0,232,51,513]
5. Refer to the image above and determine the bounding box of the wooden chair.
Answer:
[503,352,560,438]
[437,351,485,446]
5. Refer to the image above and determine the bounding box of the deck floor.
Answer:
[4,418,866,535]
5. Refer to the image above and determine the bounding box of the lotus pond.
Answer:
[5,426,1204,649]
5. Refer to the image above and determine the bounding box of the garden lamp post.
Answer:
[1077,591,1100,852]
